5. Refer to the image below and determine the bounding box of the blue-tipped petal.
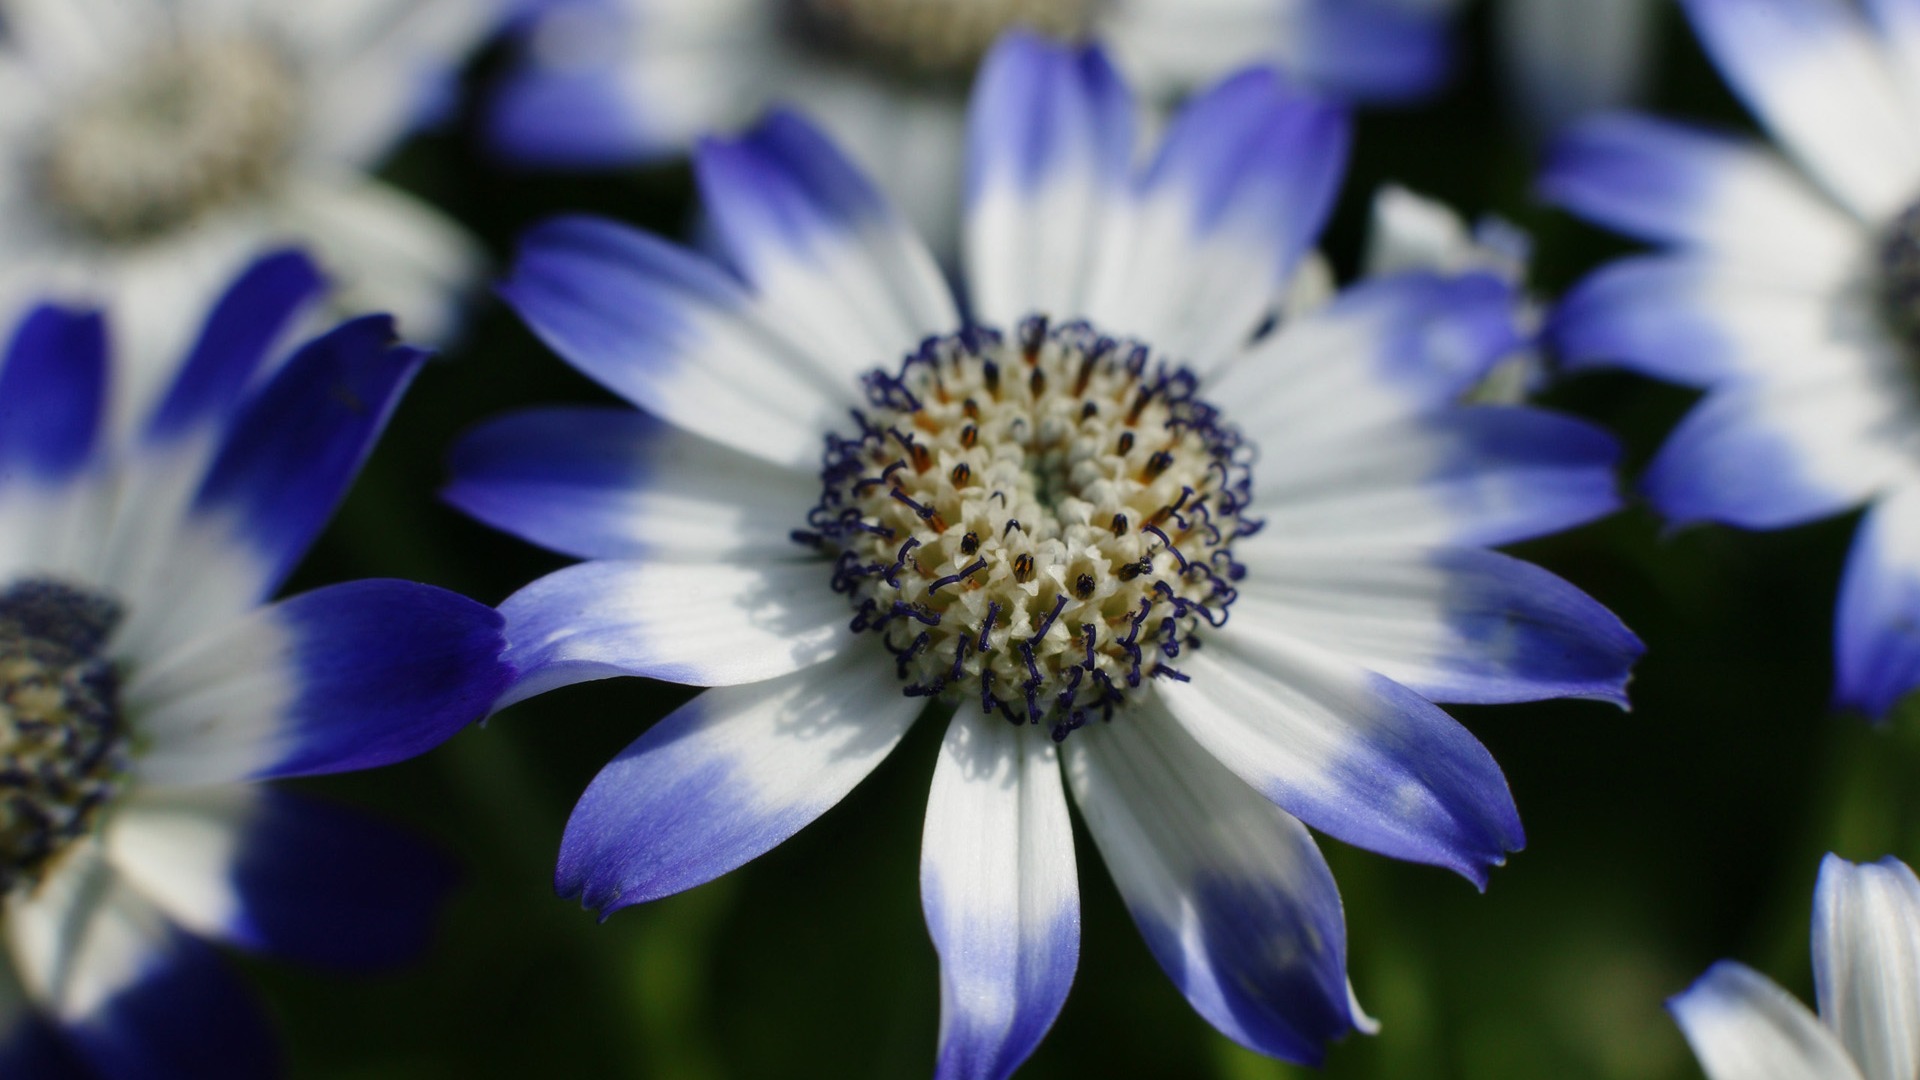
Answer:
[922,719,1078,1080]
[0,305,106,488]
[129,579,511,785]
[1067,715,1362,1064]
[1293,0,1450,102]
[1643,380,1906,530]
[1216,272,1525,437]
[107,786,457,971]
[1232,545,1643,707]
[1159,634,1524,886]
[1540,114,1861,276]
[556,648,922,915]
[444,405,814,561]
[965,32,1134,328]
[1836,486,1920,718]
[1094,67,1351,369]
[1683,0,1920,220]
[8,849,278,1080]
[501,215,849,469]
[495,557,852,707]
[191,315,427,599]
[1253,406,1623,548]
[489,65,657,166]
[694,110,956,374]
[144,249,328,445]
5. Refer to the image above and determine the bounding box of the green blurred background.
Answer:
[258,3,1920,1076]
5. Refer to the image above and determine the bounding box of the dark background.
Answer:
[258,3,1920,1076]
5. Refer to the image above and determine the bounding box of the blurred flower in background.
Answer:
[0,0,505,418]
[1542,0,1920,720]
[1494,0,1665,137]
[489,0,1450,250]
[456,32,1641,1077]
[0,251,511,1078]
[1669,853,1920,1080]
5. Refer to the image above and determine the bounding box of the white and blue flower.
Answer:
[0,250,513,1078]
[0,0,506,417]
[489,0,1449,249]
[1541,0,1920,720]
[456,33,1640,1076]
[1670,853,1920,1080]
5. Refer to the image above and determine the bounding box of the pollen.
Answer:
[0,580,129,893]
[788,0,1096,81]
[800,318,1257,741]
[38,36,300,243]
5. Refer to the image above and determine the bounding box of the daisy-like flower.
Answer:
[0,249,512,1077]
[1541,0,1920,719]
[0,0,504,416]
[489,0,1448,248]
[1670,854,1920,1080]
[454,33,1640,1075]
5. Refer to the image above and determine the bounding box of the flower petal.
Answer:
[1643,377,1912,530]
[1812,854,1920,1080]
[1209,272,1524,440]
[444,405,814,561]
[501,214,852,469]
[964,33,1133,330]
[140,249,328,446]
[1252,406,1622,548]
[1836,485,1920,717]
[105,785,457,970]
[5,844,278,1079]
[1682,0,1920,220]
[1230,543,1642,707]
[0,304,106,489]
[695,109,957,380]
[189,314,427,601]
[496,556,852,707]
[1086,68,1350,373]
[1157,633,1523,885]
[922,717,1078,1080]
[555,644,921,915]
[1669,961,1866,1080]
[1549,255,1871,386]
[129,579,510,785]
[1065,711,1362,1064]
[1540,114,1863,281]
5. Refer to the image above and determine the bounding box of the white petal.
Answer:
[922,717,1078,1080]
[1671,961,1867,1080]
[1812,854,1920,1080]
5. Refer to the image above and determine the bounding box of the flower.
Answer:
[488,0,1449,248]
[1541,0,1920,720]
[456,33,1641,1075]
[1670,853,1920,1080]
[0,0,505,416]
[0,250,513,1077]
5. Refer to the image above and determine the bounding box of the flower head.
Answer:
[1671,853,1920,1080]
[489,0,1449,247]
[0,250,513,1077]
[1542,0,1920,719]
[459,33,1640,1075]
[0,0,506,412]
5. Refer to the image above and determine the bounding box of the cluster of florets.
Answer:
[0,579,129,892]
[785,0,1094,80]
[796,316,1257,741]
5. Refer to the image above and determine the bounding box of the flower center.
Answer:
[799,318,1255,741]
[787,0,1097,81]
[37,36,301,244]
[0,580,128,894]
